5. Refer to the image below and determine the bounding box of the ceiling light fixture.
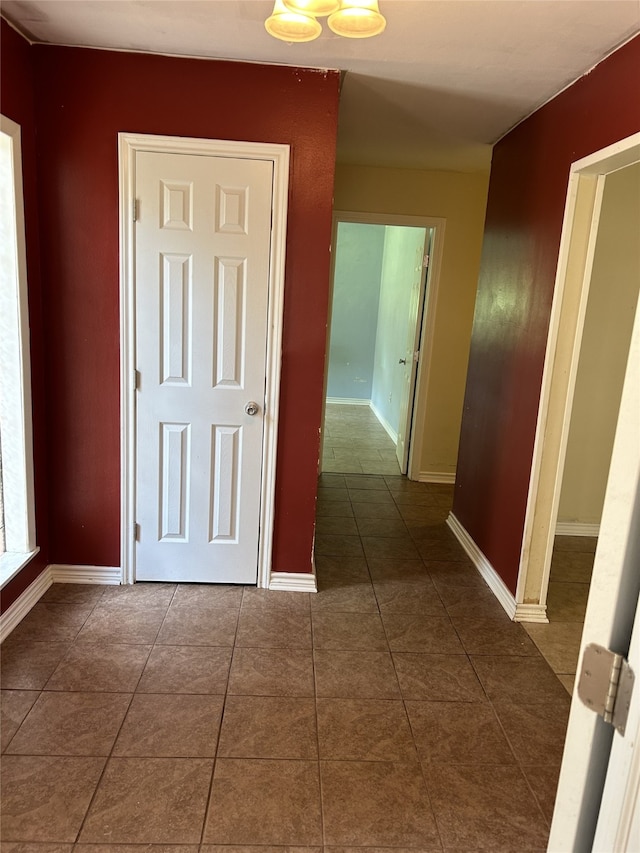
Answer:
[283,0,341,15]
[266,0,386,42]
[265,0,323,43]
[328,1,386,38]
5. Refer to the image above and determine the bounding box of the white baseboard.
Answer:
[418,471,456,484]
[446,512,517,621]
[326,397,370,406]
[514,602,549,623]
[269,571,317,592]
[0,560,317,641]
[369,401,398,444]
[0,566,53,643]
[49,564,122,585]
[555,522,600,537]
[446,513,549,623]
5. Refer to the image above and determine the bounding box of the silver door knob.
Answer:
[245,401,260,416]
[398,358,407,365]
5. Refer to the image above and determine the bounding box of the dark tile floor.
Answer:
[0,472,569,851]
[524,535,595,693]
[323,402,595,696]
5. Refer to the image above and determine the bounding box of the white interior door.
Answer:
[549,288,640,850]
[134,150,273,583]
[592,593,640,852]
[396,232,429,472]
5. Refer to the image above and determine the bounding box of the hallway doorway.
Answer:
[322,213,444,480]
[517,148,640,624]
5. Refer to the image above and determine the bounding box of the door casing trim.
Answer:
[516,131,640,614]
[118,132,290,588]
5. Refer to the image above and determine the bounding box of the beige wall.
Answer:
[559,162,640,525]
[333,164,490,477]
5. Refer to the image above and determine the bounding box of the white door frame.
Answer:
[118,132,290,588]
[323,211,446,481]
[514,132,640,621]
[0,115,38,587]
[549,247,640,850]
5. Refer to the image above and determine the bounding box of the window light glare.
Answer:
[265,0,322,42]
[282,0,340,16]
[328,0,386,38]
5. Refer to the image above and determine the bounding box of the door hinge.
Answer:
[134,522,140,542]
[133,198,139,222]
[413,350,420,363]
[578,643,635,735]
[423,254,430,269]
[134,369,141,390]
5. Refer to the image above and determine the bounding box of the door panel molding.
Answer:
[119,133,289,587]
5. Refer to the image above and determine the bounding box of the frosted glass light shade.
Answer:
[328,0,386,38]
[282,0,340,15]
[265,0,322,41]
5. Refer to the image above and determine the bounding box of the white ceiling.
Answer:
[3,0,639,171]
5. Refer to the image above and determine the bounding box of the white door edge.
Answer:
[324,211,446,482]
[549,264,640,851]
[515,131,640,612]
[118,132,290,588]
[396,227,430,474]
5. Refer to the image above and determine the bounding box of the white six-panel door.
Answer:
[134,150,273,583]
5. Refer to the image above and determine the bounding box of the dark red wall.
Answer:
[454,35,640,594]
[1,25,339,608]
[0,22,50,611]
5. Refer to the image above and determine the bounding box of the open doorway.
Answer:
[515,138,640,623]
[321,212,443,480]
[521,159,640,689]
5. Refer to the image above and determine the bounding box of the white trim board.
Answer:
[49,564,121,584]
[0,115,37,581]
[269,571,317,592]
[447,512,549,623]
[0,562,318,642]
[418,471,455,484]
[517,132,640,621]
[326,397,370,406]
[447,512,517,620]
[0,564,121,642]
[555,522,600,537]
[0,566,52,643]
[515,602,549,623]
[369,401,397,444]
[0,547,40,590]
[118,133,289,589]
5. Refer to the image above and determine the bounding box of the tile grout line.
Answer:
[70,590,173,843]
[354,475,447,852]
[311,625,327,846]
[488,697,557,829]
[198,591,244,846]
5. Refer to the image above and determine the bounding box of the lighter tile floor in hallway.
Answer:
[322,402,401,475]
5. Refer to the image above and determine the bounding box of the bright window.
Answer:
[0,114,38,587]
